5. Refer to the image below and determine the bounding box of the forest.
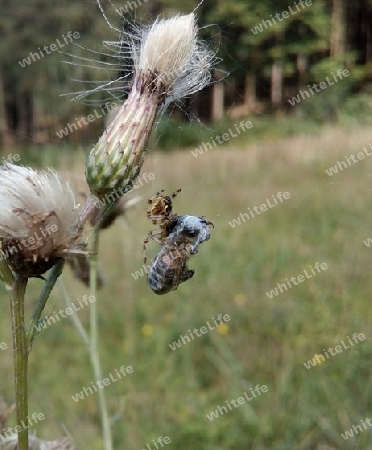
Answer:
[0,0,371,148]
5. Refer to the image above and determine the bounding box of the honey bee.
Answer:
[148,215,213,294]
[143,189,213,295]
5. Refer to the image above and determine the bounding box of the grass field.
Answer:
[1,124,372,449]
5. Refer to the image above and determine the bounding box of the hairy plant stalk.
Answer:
[9,276,29,450]
[89,229,112,450]
[0,163,85,448]
[26,261,65,350]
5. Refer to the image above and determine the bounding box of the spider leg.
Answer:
[148,229,165,245]
[171,188,181,199]
[142,237,150,264]
[142,229,164,263]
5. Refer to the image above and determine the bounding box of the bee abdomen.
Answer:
[148,248,193,295]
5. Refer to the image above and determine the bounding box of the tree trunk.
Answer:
[297,53,308,90]
[361,2,372,63]
[17,89,34,144]
[0,70,14,150]
[330,0,347,56]
[271,60,283,111]
[211,78,224,122]
[244,72,256,109]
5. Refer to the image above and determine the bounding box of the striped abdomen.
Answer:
[148,245,194,295]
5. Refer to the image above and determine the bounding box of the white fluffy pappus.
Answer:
[65,11,216,107]
[0,164,85,277]
[133,13,214,104]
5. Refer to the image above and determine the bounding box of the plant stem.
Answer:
[90,229,113,450]
[9,276,29,450]
[26,260,64,351]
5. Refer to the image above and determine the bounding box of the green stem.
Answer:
[26,260,64,351]
[90,229,112,450]
[9,276,29,450]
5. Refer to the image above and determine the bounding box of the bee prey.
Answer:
[143,190,213,295]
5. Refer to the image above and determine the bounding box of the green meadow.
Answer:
[1,123,372,449]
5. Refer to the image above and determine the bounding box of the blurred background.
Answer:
[1,0,372,449]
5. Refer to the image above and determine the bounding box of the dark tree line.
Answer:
[0,0,371,147]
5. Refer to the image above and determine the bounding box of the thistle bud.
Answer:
[86,13,214,198]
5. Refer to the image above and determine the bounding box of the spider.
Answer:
[142,188,181,263]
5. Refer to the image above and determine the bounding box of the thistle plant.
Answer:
[0,164,85,449]
[1,10,214,450]
[81,12,214,225]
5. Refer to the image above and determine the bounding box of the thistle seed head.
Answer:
[0,164,85,278]
[130,13,215,104]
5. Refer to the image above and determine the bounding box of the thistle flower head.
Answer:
[85,12,215,200]
[0,164,85,278]
[134,13,212,103]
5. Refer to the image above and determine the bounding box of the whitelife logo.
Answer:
[250,0,312,35]
[341,418,372,440]
[363,237,372,247]
[2,153,21,165]
[71,365,134,402]
[141,436,171,450]
[228,191,290,228]
[115,0,150,16]
[56,102,118,139]
[325,143,372,176]
[303,333,366,369]
[0,224,59,262]
[266,262,328,299]
[94,171,155,209]
[206,385,269,421]
[35,295,96,332]
[0,412,45,442]
[169,314,231,351]
[191,121,253,158]
[287,69,350,106]
[18,31,81,68]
